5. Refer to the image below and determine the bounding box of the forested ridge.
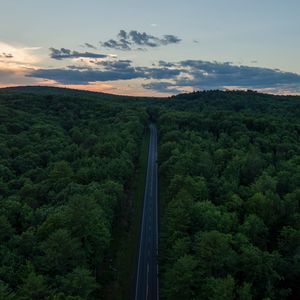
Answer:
[1,88,300,300]
[157,91,300,299]
[0,91,148,299]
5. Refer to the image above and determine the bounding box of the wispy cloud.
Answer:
[49,47,108,60]
[0,53,13,59]
[0,42,46,88]
[101,30,181,51]
[0,42,40,66]
[83,43,97,49]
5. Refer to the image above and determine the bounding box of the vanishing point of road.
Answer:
[134,124,159,300]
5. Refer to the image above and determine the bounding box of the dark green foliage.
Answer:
[0,91,148,299]
[158,91,300,299]
[1,88,300,299]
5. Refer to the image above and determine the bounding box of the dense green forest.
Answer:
[1,88,300,299]
[0,90,148,299]
[158,91,300,299]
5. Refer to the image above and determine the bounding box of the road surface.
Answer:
[135,124,159,300]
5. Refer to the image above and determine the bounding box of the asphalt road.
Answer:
[134,124,159,300]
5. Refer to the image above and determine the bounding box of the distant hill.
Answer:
[0,85,151,101]
[166,89,300,120]
[0,85,106,96]
[2,87,299,118]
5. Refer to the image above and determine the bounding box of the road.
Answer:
[134,124,159,300]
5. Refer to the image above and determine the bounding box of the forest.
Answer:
[158,91,300,299]
[1,88,300,299]
[0,90,148,299]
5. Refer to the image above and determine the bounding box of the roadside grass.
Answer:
[103,127,150,300]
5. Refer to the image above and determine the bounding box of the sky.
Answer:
[0,0,300,96]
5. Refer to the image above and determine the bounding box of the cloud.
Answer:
[0,67,42,87]
[143,60,300,94]
[49,47,108,60]
[142,81,184,94]
[160,35,181,45]
[101,39,131,51]
[101,30,181,51]
[94,59,182,80]
[26,57,300,95]
[26,57,183,85]
[84,43,97,49]
[96,59,133,70]
[0,42,43,87]
[27,59,139,84]
[0,42,40,66]
[175,60,300,90]
[0,53,13,59]
[136,66,181,80]
[129,31,158,47]
[66,65,95,71]
[26,68,142,84]
[158,60,177,68]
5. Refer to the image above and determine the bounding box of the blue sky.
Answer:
[0,0,299,95]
